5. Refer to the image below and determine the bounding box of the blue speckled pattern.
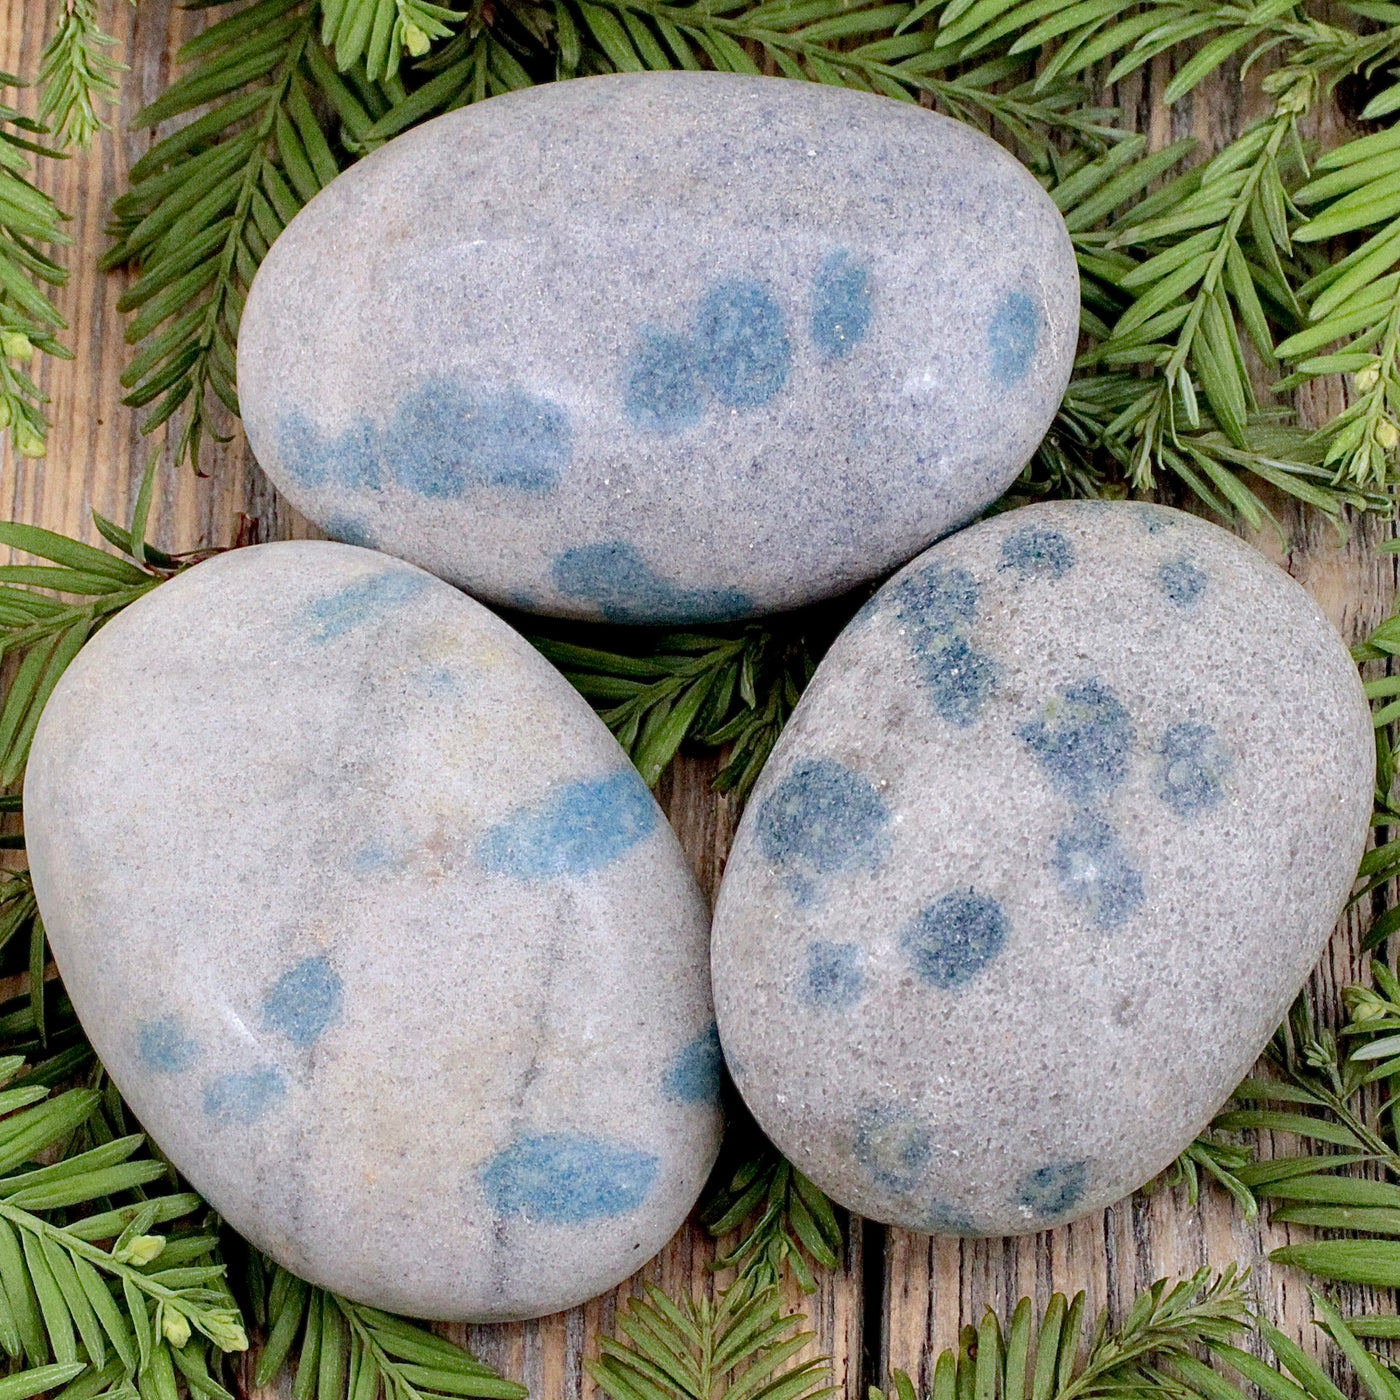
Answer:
[238,72,1079,623]
[1050,811,1144,930]
[137,1016,199,1073]
[1156,721,1231,814]
[664,1023,724,1105]
[480,1134,660,1223]
[711,501,1374,1238]
[24,542,721,1323]
[803,941,866,1009]
[263,957,344,1046]
[477,769,658,880]
[754,756,889,902]
[854,1105,931,1192]
[988,291,1040,385]
[900,890,1008,989]
[811,250,872,361]
[552,541,753,623]
[204,1068,287,1126]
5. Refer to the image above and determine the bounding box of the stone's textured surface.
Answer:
[24,542,720,1321]
[711,502,1374,1237]
[237,72,1078,624]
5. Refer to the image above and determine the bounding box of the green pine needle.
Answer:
[38,0,128,150]
[588,1277,834,1400]
[532,621,820,800]
[249,1260,525,1400]
[871,1269,1251,1400]
[0,76,73,461]
[700,1122,843,1294]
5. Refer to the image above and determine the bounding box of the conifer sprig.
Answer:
[0,77,72,461]
[38,1,127,150]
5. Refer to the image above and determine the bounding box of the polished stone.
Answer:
[24,542,720,1320]
[237,72,1078,623]
[711,502,1374,1236]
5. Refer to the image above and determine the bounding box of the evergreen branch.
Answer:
[104,2,347,471]
[38,0,127,150]
[1277,125,1400,486]
[0,75,73,460]
[871,1270,1251,1400]
[700,1124,842,1294]
[533,621,820,801]
[1149,1136,1259,1221]
[250,1260,526,1400]
[318,0,465,80]
[588,1279,834,1400]
[0,1053,250,1394]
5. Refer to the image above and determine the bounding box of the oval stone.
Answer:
[236,72,1078,624]
[24,542,720,1320]
[710,502,1372,1236]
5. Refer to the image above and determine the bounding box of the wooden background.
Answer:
[0,2,1395,1396]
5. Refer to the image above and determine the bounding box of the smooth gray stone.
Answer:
[710,502,1373,1237]
[237,72,1077,624]
[24,542,720,1321]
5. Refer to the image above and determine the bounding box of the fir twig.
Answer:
[249,1259,525,1400]
[588,1278,834,1400]
[700,1121,842,1294]
[38,1,127,150]
[871,1269,1251,1400]
[532,622,819,801]
[0,75,72,460]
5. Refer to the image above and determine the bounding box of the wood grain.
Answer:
[0,3,1391,1396]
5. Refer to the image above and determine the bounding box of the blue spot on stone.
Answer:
[1051,811,1144,929]
[1018,1161,1088,1218]
[1159,558,1206,607]
[382,380,570,496]
[812,250,872,361]
[664,1024,723,1105]
[1136,504,1172,534]
[1000,526,1074,581]
[889,563,1001,726]
[901,890,1008,989]
[478,769,658,880]
[203,1068,286,1126]
[923,636,1001,728]
[756,758,889,895]
[891,562,978,636]
[302,570,426,643]
[624,330,704,433]
[263,956,343,1047]
[553,541,753,624]
[353,841,401,874]
[481,1133,659,1223]
[912,1199,979,1235]
[321,516,378,550]
[1156,722,1230,815]
[693,279,791,408]
[854,1106,930,1193]
[1018,678,1133,799]
[278,411,379,491]
[989,291,1039,386]
[803,941,866,1010]
[136,1016,199,1074]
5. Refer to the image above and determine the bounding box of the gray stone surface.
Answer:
[710,502,1374,1236]
[236,72,1078,624]
[24,542,721,1321]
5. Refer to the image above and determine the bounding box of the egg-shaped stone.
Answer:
[711,502,1373,1236]
[24,542,720,1320]
[236,72,1077,625]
